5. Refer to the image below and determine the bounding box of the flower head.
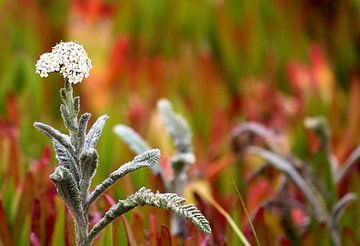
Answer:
[35,41,92,84]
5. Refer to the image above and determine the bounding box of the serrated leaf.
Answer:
[52,139,80,183]
[111,149,160,179]
[84,115,109,149]
[87,187,211,244]
[86,149,160,209]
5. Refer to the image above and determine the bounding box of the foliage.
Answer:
[33,44,210,245]
[231,120,358,245]
[1,0,360,245]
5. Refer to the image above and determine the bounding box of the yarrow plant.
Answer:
[33,41,211,246]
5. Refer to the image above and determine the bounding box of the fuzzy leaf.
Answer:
[85,115,109,149]
[87,187,211,244]
[73,96,80,115]
[157,99,192,153]
[76,113,91,153]
[59,88,68,105]
[49,166,88,242]
[113,124,150,154]
[34,122,76,158]
[111,149,160,179]
[79,148,98,202]
[52,139,80,183]
[60,104,76,131]
[86,149,160,209]
[50,166,82,217]
[170,152,196,168]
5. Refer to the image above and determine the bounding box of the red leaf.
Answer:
[30,199,41,245]
[205,155,235,181]
[159,155,173,184]
[160,225,172,246]
[103,194,116,208]
[132,213,145,244]
[120,216,137,245]
[12,172,35,240]
[148,213,158,245]
[0,201,12,246]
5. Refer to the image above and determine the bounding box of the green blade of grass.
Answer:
[229,174,261,246]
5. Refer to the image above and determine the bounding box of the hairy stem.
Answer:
[59,81,90,245]
[169,152,194,237]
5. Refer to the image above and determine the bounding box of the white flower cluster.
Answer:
[35,41,92,84]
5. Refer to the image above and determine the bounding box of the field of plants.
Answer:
[0,0,359,245]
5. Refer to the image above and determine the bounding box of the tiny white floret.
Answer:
[35,41,92,84]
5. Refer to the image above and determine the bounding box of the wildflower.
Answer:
[35,41,92,84]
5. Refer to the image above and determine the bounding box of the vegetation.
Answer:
[0,0,359,245]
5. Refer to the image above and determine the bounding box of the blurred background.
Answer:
[0,0,359,245]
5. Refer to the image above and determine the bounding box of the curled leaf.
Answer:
[50,166,88,243]
[79,148,98,202]
[50,166,82,217]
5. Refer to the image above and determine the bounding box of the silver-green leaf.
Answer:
[86,149,160,209]
[52,138,80,183]
[157,99,192,153]
[87,187,211,244]
[84,115,109,149]
[113,124,150,154]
